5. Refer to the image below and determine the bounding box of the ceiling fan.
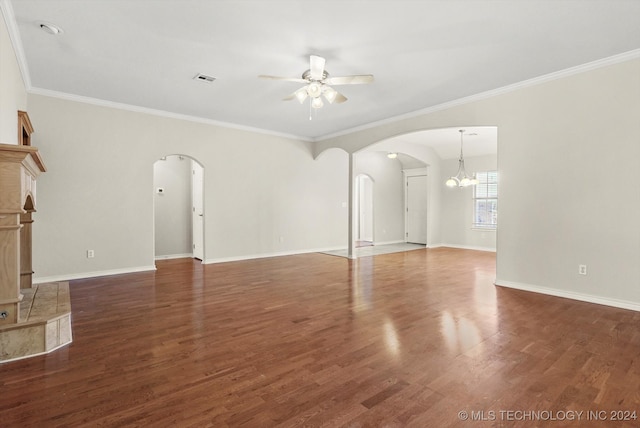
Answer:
[259,55,374,114]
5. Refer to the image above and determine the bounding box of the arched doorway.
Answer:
[153,155,205,262]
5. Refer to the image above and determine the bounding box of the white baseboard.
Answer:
[204,246,346,264]
[33,265,157,284]
[433,243,496,252]
[495,279,640,312]
[155,253,192,261]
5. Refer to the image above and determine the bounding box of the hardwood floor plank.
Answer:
[1,248,639,426]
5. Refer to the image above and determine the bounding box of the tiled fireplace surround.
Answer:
[0,112,72,363]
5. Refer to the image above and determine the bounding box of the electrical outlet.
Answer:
[87,250,95,258]
[578,264,587,275]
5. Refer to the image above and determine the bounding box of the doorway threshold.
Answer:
[322,243,426,259]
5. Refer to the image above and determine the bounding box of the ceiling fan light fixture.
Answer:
[323,86,337,104]
[307,82,322,98]
[259,55,373,114]
[311,97,324,109]
[294,87,308,103]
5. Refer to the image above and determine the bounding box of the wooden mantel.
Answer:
[0,142,47,325]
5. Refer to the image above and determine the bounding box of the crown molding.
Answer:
[317,49,640,141]
[0,0,32,89]
[4,0,638,145]
[28,87,313,142]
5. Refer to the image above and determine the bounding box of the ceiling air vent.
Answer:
[193,73,216,83]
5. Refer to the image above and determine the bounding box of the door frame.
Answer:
[404,167,428,245]
[152,154,205,264]
[191,159,205,261]
[355,174,374,244]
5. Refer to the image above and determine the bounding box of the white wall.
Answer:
[318,56,640,310]
[153,155,193,258]
[354,152,405,244]
[440,154,497,251]
[0,10,27,144]
[28,94,349,280]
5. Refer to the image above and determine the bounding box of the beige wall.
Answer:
[28,94,350,280]
[440,154,497,251]
[5,2,639,310]
[0,9,27,144]
[319,57,640,309]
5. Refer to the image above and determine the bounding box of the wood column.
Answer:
[0,143,46,325]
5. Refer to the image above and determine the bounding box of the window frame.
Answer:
[472,171,498,230]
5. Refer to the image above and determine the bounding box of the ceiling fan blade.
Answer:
[258,75,308,83]
[325,74,374,85]
[333,91,348,104]
[323,86,348,104]
[309,55,325,80]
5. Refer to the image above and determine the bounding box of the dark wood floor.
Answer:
[1,248,639,427]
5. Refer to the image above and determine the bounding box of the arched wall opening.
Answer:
[360,126,498,252]
[317,126,497,257]
[153,154,205,263]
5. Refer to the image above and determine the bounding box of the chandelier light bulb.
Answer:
[446,177,458,187]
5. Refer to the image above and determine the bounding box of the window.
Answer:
[473,171,498,229]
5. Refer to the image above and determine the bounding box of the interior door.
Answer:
[191,161,204,260]
[406,175,427,244]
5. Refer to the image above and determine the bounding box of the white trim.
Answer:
[436,244,496,252]
[375,239,406,246]
[155,253,193,261]
[317,49,640,141]
[0,339,72,365]
[33,265,156,284]
[27,87,313,142]
[403,167,428,176]
[404,171,429,246]
[0,0,32,89]
[495,279,640,313]
[204,246,345,264]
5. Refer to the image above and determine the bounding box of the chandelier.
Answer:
[445,130,479,187]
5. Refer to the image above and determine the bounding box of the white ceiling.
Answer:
[5,0,640,144]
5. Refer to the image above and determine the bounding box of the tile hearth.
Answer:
[0,282,72,363]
